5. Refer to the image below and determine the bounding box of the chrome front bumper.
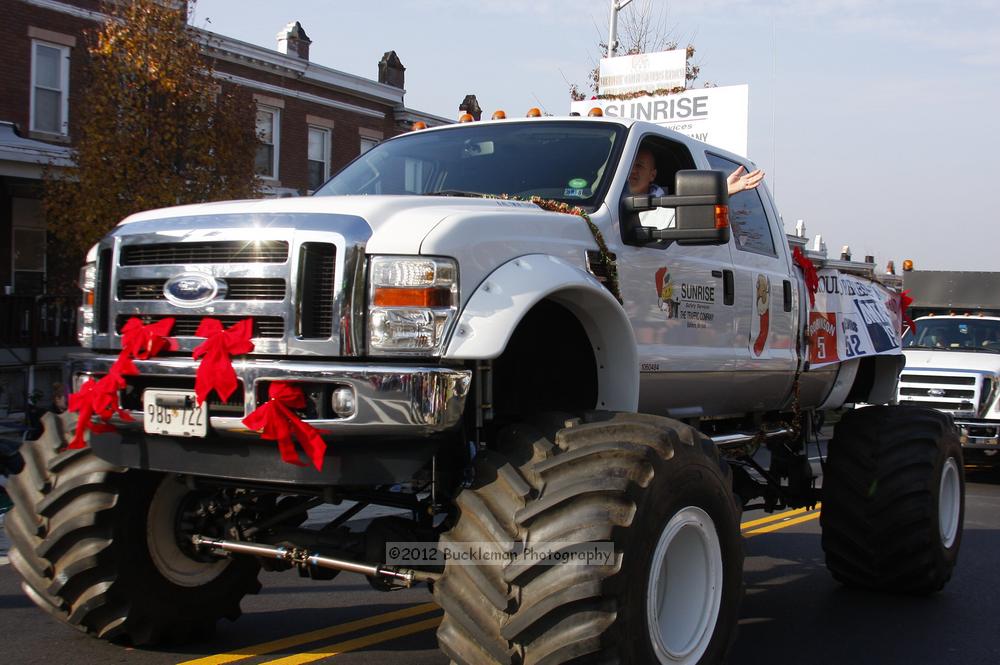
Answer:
[70,354,471,437]
[954,418,1000,450]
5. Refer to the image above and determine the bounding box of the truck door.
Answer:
[616,137,742,419]
[706,153,797,412]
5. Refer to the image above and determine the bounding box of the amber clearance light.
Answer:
[526,107,542,117]
[715,205,730,230]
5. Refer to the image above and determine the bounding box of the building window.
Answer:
[13,228,47,296]
[360,137,379,155]
[307,126,330,191]
[255,106,280,179]
[31,41,70,135]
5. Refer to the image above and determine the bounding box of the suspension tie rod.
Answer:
[191,535,441,587]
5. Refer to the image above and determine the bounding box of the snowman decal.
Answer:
[751,274,771,356]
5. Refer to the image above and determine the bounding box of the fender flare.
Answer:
[444,254,638,411]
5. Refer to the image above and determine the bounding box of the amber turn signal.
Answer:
[373,287,453,308]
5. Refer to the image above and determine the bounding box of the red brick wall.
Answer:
[2,0,412,192]
[0,1,97,142]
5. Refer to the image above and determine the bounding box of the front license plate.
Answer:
[143,390,207,438]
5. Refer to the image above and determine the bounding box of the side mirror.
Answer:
[625,170,731,246]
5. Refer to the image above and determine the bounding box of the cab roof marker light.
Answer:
[526,107,542,118]
[492,110,506,120]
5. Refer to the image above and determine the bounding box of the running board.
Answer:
[190,535,441,588]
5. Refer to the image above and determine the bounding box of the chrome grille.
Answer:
[298,242,337,338]
[119,278,286,301]
[120,241,289,266]
[117,315,285,338]
[897,370,989,416]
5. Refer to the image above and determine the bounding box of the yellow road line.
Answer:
[740,506,814,530]
[743,510,821,537]
[178,602,440,665]
[258,615,443,665]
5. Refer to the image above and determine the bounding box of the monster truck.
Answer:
[6,117,963,663]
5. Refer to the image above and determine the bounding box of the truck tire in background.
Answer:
[821,405,964,594]
[5,412,261,644]
[433,412,743,665]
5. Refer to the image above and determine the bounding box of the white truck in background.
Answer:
[898,270,1000,467]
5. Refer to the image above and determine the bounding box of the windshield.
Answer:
[314,121,626,207]
[904,318,1000,353]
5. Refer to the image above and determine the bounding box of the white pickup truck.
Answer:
[899,314,1000,466]
[7,117,963,664]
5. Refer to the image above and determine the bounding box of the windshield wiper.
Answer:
[425,189,487,198]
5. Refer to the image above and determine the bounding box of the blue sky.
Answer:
[192,0,1000,271]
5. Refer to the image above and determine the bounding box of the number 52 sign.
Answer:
[807,270,902,369]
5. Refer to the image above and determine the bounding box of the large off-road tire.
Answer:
[433,412,743,665]
[820,405,964,594]
[5,412,261,644]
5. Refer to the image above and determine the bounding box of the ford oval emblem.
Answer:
[163,272,219,307]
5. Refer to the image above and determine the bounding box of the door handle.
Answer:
[783,280,793,312]
[723,270,734,306]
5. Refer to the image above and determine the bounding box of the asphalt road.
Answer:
[1,468,998,665]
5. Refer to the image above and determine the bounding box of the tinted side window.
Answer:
[706,153,776,257]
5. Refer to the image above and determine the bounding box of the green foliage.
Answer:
[44,0,260,262]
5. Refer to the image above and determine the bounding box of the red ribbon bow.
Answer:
[242,382,327,471]
[900,290,917,335]
[192,318,255,406]
[67,371,133,449]
[116,317,177,375]
[792,246,820,308]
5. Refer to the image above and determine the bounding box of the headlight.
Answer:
[77,261,97,347]
[368,256,458,355]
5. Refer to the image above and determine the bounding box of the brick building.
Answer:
[0,0,448,413]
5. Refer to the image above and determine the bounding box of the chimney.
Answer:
[277,21,311,60]
[459,95,482,121]
[378,51,405,89]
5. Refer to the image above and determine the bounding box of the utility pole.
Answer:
[607,0,634,57]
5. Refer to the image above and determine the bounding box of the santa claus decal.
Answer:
[751,274,770,356]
